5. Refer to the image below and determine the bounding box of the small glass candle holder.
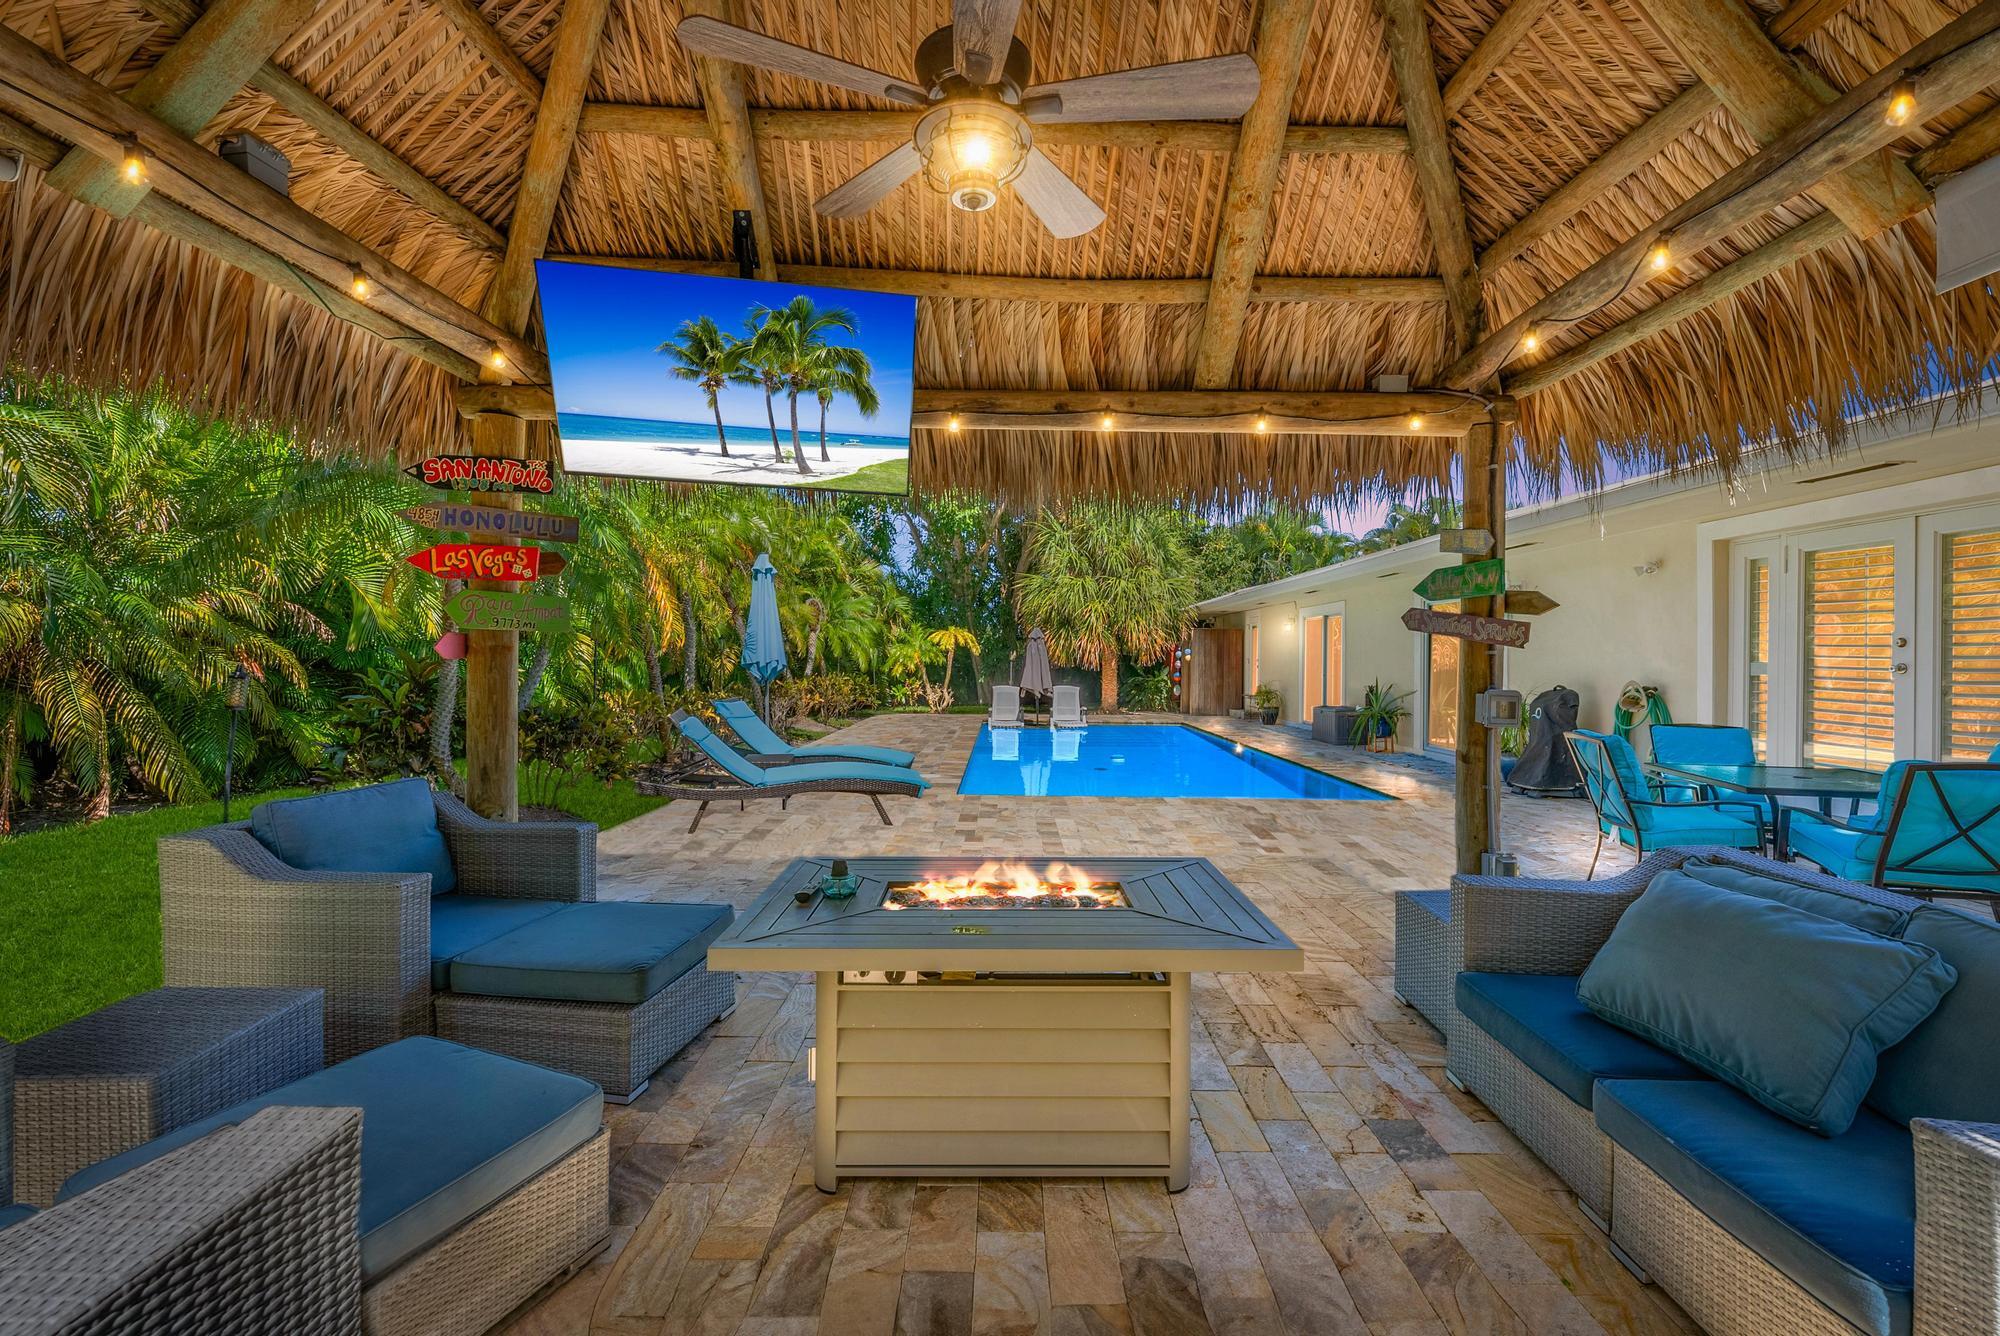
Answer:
[821,857,857,901]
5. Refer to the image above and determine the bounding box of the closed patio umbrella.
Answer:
[742,552,788,720]
[1020,628,1054,718]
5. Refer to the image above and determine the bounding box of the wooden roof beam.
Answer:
[1637,0,1929,237]
[0,22,544,378]
[1190,0,1318,389]
[552,256,1448,305]
[432,0,542,104]
[684,0,776,281]
[1442,0,1558,116]
[480,0,611,336]
[576,102,1412,155]
[1381,0,1486,356]
[130,0,503,249]
[1446,0,2000,390]
[45,0,316,214]
[1480,0,1875,273]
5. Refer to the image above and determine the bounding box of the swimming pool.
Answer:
[958,724,1393,801]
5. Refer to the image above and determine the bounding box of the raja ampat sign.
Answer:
[446,589,572,632]
[405,455,555,495]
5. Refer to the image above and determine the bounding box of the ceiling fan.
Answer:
[675,1,1262,238]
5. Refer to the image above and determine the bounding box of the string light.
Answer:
[1648,234,1673,273]
[1885,79,1917,127]
[349,267,370,300]
[947,414,960,432]
[1407,415,1424,432]
[487,346,508,371]
[118,136,145,184]
[1099,413,1114,432]
[1255,416,1269,432]
[1522,327,1540,353]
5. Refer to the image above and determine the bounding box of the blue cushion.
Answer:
[1612,802,1763,849]
[1650,724,1756,767]
[450,902,733,1005]
[1454,972,1701,1109]
[1676,857,1911,937]
[250,778,456,896]
[1596,1078,1914,1336]
[1787,809,1878,879]
[715,699,918,768]
[1404,889,1450,924]
[0,1203,36,1231]
[677,716,927,790]
[1870,906,2000,1126]
[789,742,921,768]
[1577,871,1957,1135]
[60,1037,600,1282]
[429,895,570,989]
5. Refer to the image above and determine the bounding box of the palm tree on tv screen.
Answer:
[735,314,790,465]
[751,296,864,477]
[806,344,879,462]
[655,315,736,457]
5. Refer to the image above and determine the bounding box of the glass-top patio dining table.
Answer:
[1645,760,1883,857]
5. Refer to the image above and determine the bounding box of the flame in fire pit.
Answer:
[884,861,1128,910]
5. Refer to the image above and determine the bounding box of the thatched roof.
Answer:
[0,0,1994,510]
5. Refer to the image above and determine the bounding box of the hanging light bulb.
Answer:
[119,136,146,185]
[1255,415,1269,432]
[349,267,370,300]
[1885,78,1917,127]
[1522,326,1540,353]
[1100,414,1114,432]
[1648,234,1673,273]
[488,346,508,371]
[947,415,961,433]
[1407,415,1425,432]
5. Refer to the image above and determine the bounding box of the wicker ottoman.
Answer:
[1392,890,1457,1032]
[434,902,736,1102]
[12,986,323,1207]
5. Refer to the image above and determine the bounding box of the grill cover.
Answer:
[1509,686,1584,797]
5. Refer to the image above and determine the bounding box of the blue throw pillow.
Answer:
[1578,870,1956,1135]
[250,778,457,896]
[1675,857,1912,937]
[1868,905,2000,1126]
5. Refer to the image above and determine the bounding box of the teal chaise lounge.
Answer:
[714,696,919,769]
[649,710,927,831]
[1566,729,1767,875]
[1786,759,2000,902]
[160,778,735,1100]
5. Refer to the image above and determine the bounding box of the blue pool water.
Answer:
[958,724,1393,801]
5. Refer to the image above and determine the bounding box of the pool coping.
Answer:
[954,720,1399,802]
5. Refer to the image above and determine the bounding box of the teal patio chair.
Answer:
[1647,722,1758,802]
[655,711,927,831]
[1784,760,2000,901]
[1565,729,1767,876]
[713,698,919,770]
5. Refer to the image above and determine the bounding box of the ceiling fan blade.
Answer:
[953,0,1023,85]
[1023,54,1261,123]
[1012,149,1105,238]
[814,143,925,219]
[675,16,927,105]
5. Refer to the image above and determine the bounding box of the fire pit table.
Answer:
[708,856,1303,1191]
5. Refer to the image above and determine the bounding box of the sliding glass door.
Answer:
[1300,607,1344,713]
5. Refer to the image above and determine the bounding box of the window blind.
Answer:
[1943,529,2000,760]
[1802,544,1896,768]
[1747,557,1770,758]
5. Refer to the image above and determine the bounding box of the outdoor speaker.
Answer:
[217,133,291,196]
[1935,153,2000,294]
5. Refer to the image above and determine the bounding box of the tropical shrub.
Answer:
[1122,666,1173,712]
[774,673,876,724]
[325,659,440,782]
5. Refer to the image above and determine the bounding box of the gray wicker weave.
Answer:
[361,1127,609,1336]
[434,963,735,1102]
[1,1039,13,1209]
[159,788,597,1064]
[1391,890,1456,1032]
[1913,1119,2000,1336]
[1451,1018,1617,1224]
[12,987,324,1208]
[0,1105,364,1335]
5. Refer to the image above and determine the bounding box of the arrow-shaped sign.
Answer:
[404,455,554,495]
[402,502,579,544]
[446,589,572,632]
[1503,589,1560,617]
[1438,527,1495,556]
[1414,558,1505,603]
[406,542,563,582]
[1402,606,1531,648]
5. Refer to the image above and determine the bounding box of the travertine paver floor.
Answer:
[509,712,1700,1336]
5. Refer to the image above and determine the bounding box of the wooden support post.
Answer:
[1454,419,1500,875]
[464,412,526,820]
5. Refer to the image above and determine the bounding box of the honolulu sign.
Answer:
[401,502,579,544]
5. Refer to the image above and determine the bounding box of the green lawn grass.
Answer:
[812,456,908,494]
[0,771,666,1043]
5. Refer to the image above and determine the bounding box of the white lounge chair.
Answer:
[989,684,1025,728]
[1051,685,1087,729]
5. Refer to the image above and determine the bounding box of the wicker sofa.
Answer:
[1436,848,2000,1336]
[160,779,734,1100]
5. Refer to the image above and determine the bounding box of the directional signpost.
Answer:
[1503,589,1560,617]
[447,589,572,632]
[406,542,564,581]
[1403,606,1531,648]
[402,502,579,544]
[1414,558,1505,603]
[1439,527,1495,556]
[404,455,555,495]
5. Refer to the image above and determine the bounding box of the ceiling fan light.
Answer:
[917,102,1030,214]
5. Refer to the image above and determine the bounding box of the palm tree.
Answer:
[750,296,862,477]
[806,344,879,462]
[1360,496,1462,552]
[926,626,980,705]
[736,315,789,463]
[1014,502,1198,711]
[656,315,737,457]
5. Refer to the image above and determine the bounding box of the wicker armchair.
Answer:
[0,1105,365,1334]
[160,789,597,1063]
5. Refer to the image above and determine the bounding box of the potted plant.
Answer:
[1350,680,1413,752]
[1251,683,1282,725]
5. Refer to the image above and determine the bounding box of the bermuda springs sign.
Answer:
[446,589,572,632]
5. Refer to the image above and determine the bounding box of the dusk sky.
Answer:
[536,261,917,435]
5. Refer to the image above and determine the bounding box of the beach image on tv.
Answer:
[536,259,917,494]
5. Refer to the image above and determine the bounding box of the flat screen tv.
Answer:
[536,259,917,495]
